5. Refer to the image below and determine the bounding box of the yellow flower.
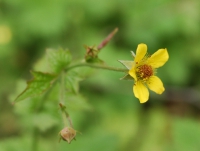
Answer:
[119,43,169,103]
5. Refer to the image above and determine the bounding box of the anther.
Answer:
[137,64,153,80]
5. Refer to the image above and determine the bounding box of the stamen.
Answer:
[136,64,153,80]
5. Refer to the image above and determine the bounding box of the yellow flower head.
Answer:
[119,43,169,103]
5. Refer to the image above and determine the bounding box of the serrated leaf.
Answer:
[65,71,83,94]
[14,71,57,103]
[47,48,72,73]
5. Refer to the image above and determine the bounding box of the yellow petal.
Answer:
[134,43,147,63]
[148,48,169,68]
[133,81,149,103]
[129,67,137,81]
[147,76,165,94]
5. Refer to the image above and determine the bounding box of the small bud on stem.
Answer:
[59,127,76,143]
[84,28,118,63]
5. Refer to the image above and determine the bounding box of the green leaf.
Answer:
[65,71,83,94]
[47,48,72,73]
[14,71,57,103]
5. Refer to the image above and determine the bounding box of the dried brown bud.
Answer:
[59,127,76,143]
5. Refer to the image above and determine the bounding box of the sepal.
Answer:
[120,74,134,80]
[118,60,135,70]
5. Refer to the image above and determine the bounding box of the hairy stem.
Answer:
[60,71,65,104]
[59,72,73,127]
[59,103,73,127]
[66,63,128,73]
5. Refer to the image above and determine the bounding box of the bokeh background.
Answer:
[1,0,200,151]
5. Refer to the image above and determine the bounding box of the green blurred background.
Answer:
[1,0,200,150]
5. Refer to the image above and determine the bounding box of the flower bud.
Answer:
[59,127,76,143]
[84,45,99,62]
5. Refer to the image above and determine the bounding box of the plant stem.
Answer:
[60,71,65,104]
[66,63,128,73]
[31,82,56,151]
[59,103,73,127]
[61,109,68,126]
[59,71,67,126]
[59,72,73,127]
[32,127,40,151]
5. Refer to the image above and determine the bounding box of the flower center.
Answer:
[136,64,153,80]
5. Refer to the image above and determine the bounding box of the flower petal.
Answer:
[133,81,149,103]
[118,60,135,70]
[148,48,169,68]
[134,43,147,63]
[147,76,165,94]
[129,67,137,81]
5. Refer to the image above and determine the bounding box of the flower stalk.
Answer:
[59,72,73,127]
[59,103,73,127]
[66,63,128,73]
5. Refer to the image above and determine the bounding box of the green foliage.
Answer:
[1,0,200,151]
[65,71,82,94]
[47,48,72,73]
[15,47,95,120]
[14,71,57,103]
